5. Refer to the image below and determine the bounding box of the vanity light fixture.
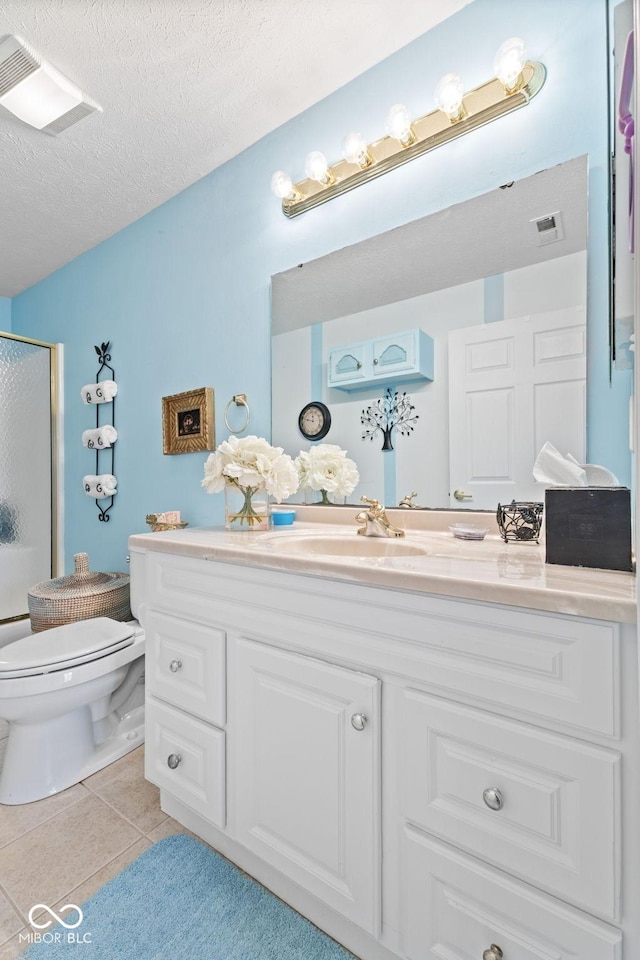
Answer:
[271,38,545,218]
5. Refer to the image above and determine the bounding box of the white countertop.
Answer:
[128,507,636,623]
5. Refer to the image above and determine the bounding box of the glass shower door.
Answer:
[0,334,57,622]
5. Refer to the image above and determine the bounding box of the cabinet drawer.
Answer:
[402,690,620,919]
[401,828,622,960]
[145,697,225,826]
[145,611,225,726]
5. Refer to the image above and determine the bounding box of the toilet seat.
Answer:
[0,617,136,679]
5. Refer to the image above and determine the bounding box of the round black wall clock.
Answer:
[298,401,331,441]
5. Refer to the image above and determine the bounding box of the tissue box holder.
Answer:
[545,487,633,572]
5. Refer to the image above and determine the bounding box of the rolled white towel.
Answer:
[83,474,118,499]
[81,380,118,404]
[82,425,119,449]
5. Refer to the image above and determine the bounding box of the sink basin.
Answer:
[266,535,429,558]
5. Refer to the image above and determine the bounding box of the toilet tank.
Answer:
[128,548,147,624]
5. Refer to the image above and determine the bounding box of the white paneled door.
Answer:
[229,637,381,934]
[448,307,586,507]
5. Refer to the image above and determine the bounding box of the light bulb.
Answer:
[385,103,415,145]
[435,73,465,121]
[304,151,332,184]
[270,170,296,200]
[341,131,372,167]
[493,37,527,91]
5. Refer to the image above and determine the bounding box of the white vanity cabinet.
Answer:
[132,545,637,960]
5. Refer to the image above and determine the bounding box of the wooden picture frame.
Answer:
[162,387,215,455]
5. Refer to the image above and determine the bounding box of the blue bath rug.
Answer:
[21,834,354,959]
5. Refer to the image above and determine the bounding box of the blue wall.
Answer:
[0,297,11,331]
[12,0,624,572]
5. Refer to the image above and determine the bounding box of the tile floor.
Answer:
[0,746,193,958]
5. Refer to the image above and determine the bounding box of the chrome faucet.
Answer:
[355,497,405,538]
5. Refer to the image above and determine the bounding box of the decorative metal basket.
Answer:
[496,501,544,543]
[28,552,130,633]
[146,514,189,533]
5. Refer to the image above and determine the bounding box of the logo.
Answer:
[21,904,92,947]
[28,904,84,930]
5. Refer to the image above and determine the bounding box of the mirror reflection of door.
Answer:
[448,307,586,508]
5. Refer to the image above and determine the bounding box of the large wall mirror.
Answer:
[272,156,596,510]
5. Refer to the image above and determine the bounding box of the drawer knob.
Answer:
[351,713,367,731]
[167,753,182,769]
[482,946,503,960]
[169,660,183,673]
[482,787,504,811]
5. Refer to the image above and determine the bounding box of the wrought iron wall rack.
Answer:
[91,342,116,522]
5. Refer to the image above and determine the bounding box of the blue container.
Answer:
[271,509,296,526]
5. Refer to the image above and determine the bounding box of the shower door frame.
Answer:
[0,330,60,625]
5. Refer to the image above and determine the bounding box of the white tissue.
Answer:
[532,442,587,486]
[81,380,118,404]
[82,426,118,449]
[83,474,117,498]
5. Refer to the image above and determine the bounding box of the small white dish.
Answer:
[580,464,620,486]
[449,524,489,541]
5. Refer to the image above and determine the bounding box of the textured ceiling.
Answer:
[0,0,472,297]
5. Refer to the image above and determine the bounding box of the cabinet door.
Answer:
[372,330,416,376]
[327,342,368,386]
[229,637,381,934]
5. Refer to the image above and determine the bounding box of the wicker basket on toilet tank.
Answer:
[27,552,131,633]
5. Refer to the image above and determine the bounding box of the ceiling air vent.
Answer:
[530,210,565,246]
[0,34,101,135]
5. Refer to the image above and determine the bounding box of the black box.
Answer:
[545,487,633,572]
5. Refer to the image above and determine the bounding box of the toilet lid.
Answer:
[0,618,136,678]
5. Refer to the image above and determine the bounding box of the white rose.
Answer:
[295,444,360,497]
[201,452,226,493]
[265,454,299,501]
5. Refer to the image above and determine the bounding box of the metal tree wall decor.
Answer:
[361,388,418,451]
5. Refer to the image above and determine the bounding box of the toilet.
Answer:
[0,617,145,804]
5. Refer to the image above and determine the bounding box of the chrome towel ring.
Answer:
[224,393,250,435]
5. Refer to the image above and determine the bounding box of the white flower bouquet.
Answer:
[202,435,298,528]
[295,444,360,504]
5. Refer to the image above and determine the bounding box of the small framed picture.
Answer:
[162,387,215,455]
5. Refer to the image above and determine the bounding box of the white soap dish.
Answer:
[580,463,620,486]
[449,524,489,541]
